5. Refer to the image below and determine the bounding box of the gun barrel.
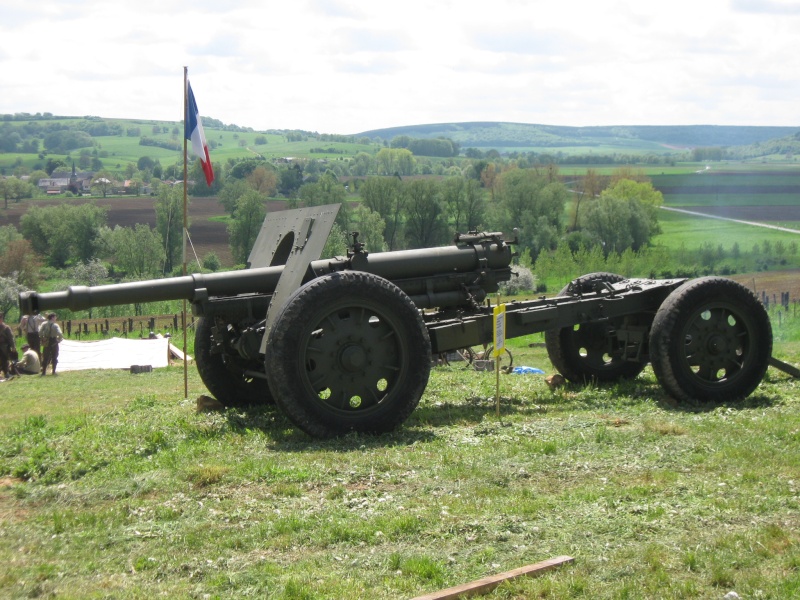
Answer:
[19,267,285,315]
[20,241,512,315]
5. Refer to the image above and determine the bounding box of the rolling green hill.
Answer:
[355,122,800,151]
[2,112,800,175]
[0,115,376,173]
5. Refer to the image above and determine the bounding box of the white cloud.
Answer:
[732,0,800,14]
[0,0,799,132]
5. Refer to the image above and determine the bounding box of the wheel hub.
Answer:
[706,333,731,356]
[339,344,367,372]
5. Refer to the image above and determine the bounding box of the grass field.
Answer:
[3,154,800,597]
[655,210,800,253]
[0,118,381,173]
[1,338,798,599]
[647,165,800,281]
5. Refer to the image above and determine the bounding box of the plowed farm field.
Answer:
[1,196,288,268]
[730,269,800,302]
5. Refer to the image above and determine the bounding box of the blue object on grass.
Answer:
[512,366,545,374]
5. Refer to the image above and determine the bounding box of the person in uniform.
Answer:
[0,312,17,380]
[39,313,64,376]
[14,343,41,375]
[21,313,45,360]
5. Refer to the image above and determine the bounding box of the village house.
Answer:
[38,163,94,195]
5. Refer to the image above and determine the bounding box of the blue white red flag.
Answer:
[185,82,214,186]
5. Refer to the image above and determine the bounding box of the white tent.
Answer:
[56,338,170,372]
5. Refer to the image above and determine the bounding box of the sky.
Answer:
[2,0,800,134]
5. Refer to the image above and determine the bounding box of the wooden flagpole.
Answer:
[182,66,189,399]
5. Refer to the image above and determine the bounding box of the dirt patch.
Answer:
[730,269,800,301]
[0,477,27,524]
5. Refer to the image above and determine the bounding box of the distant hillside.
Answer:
[729,131,800,159]
[3,112,800,175]
[355,122,800,151]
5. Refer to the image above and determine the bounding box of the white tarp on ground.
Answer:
[57,338,170,372]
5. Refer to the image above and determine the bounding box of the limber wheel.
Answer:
[649,277,772,404]
[545,272,647,383]
[195,317,273,408]
[437,347,476,367]
[266,271,432,438]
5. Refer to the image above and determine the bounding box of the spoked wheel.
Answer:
[649,277,772,404]
[441,346,512,371]
[438,347,476,367]
[481,345,514,372]
[195,317,273,408]
[545,272,647,383]
[457,347,477,365]
[266,272,432,438]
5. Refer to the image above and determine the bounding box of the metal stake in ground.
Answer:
[493,302,506,418]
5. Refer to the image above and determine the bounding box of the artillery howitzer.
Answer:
[20,204,774,438]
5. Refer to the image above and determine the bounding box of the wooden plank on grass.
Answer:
[409,555,574,600]
[169,343,193,362]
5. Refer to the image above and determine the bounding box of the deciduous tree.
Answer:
[247,165,278,196]
[489,169,567,261]
[299,172,349,231]
[0,275,26,320]
[403,179,448,248]
[375,148,414,176]
[228,190,266,265]
[579,179,663,256]
[441,177,486,233]
[0,239,41,289]
[101,224,165,278]
[21,203,107,267]
[0,176,35,209]
[218,179,250,215]
[350,152,374,177]
[353,205,387,253]
[360,177,405,250]
[154,186,186,273]
[92,170,115,198]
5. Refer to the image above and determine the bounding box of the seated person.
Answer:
[14,343,41,375]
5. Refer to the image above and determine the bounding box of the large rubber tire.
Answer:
[195,317,273,408]
[545,272,647,383]
[649,277,772,404]
[266,271,432,438]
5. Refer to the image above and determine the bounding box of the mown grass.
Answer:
[1,339,798,599]
[655,210,800,255]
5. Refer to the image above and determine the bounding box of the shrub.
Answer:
[202,252,221,272]
[499,266,535,296]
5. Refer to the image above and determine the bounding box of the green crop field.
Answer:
[641,166,800,278]
[654,210,800,251]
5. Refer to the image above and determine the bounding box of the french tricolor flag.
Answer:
[185,82,215,187]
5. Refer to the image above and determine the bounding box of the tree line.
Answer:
[5,155,789,323]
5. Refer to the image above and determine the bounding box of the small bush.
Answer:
[499,266,535,296]
[202,252,221,272]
